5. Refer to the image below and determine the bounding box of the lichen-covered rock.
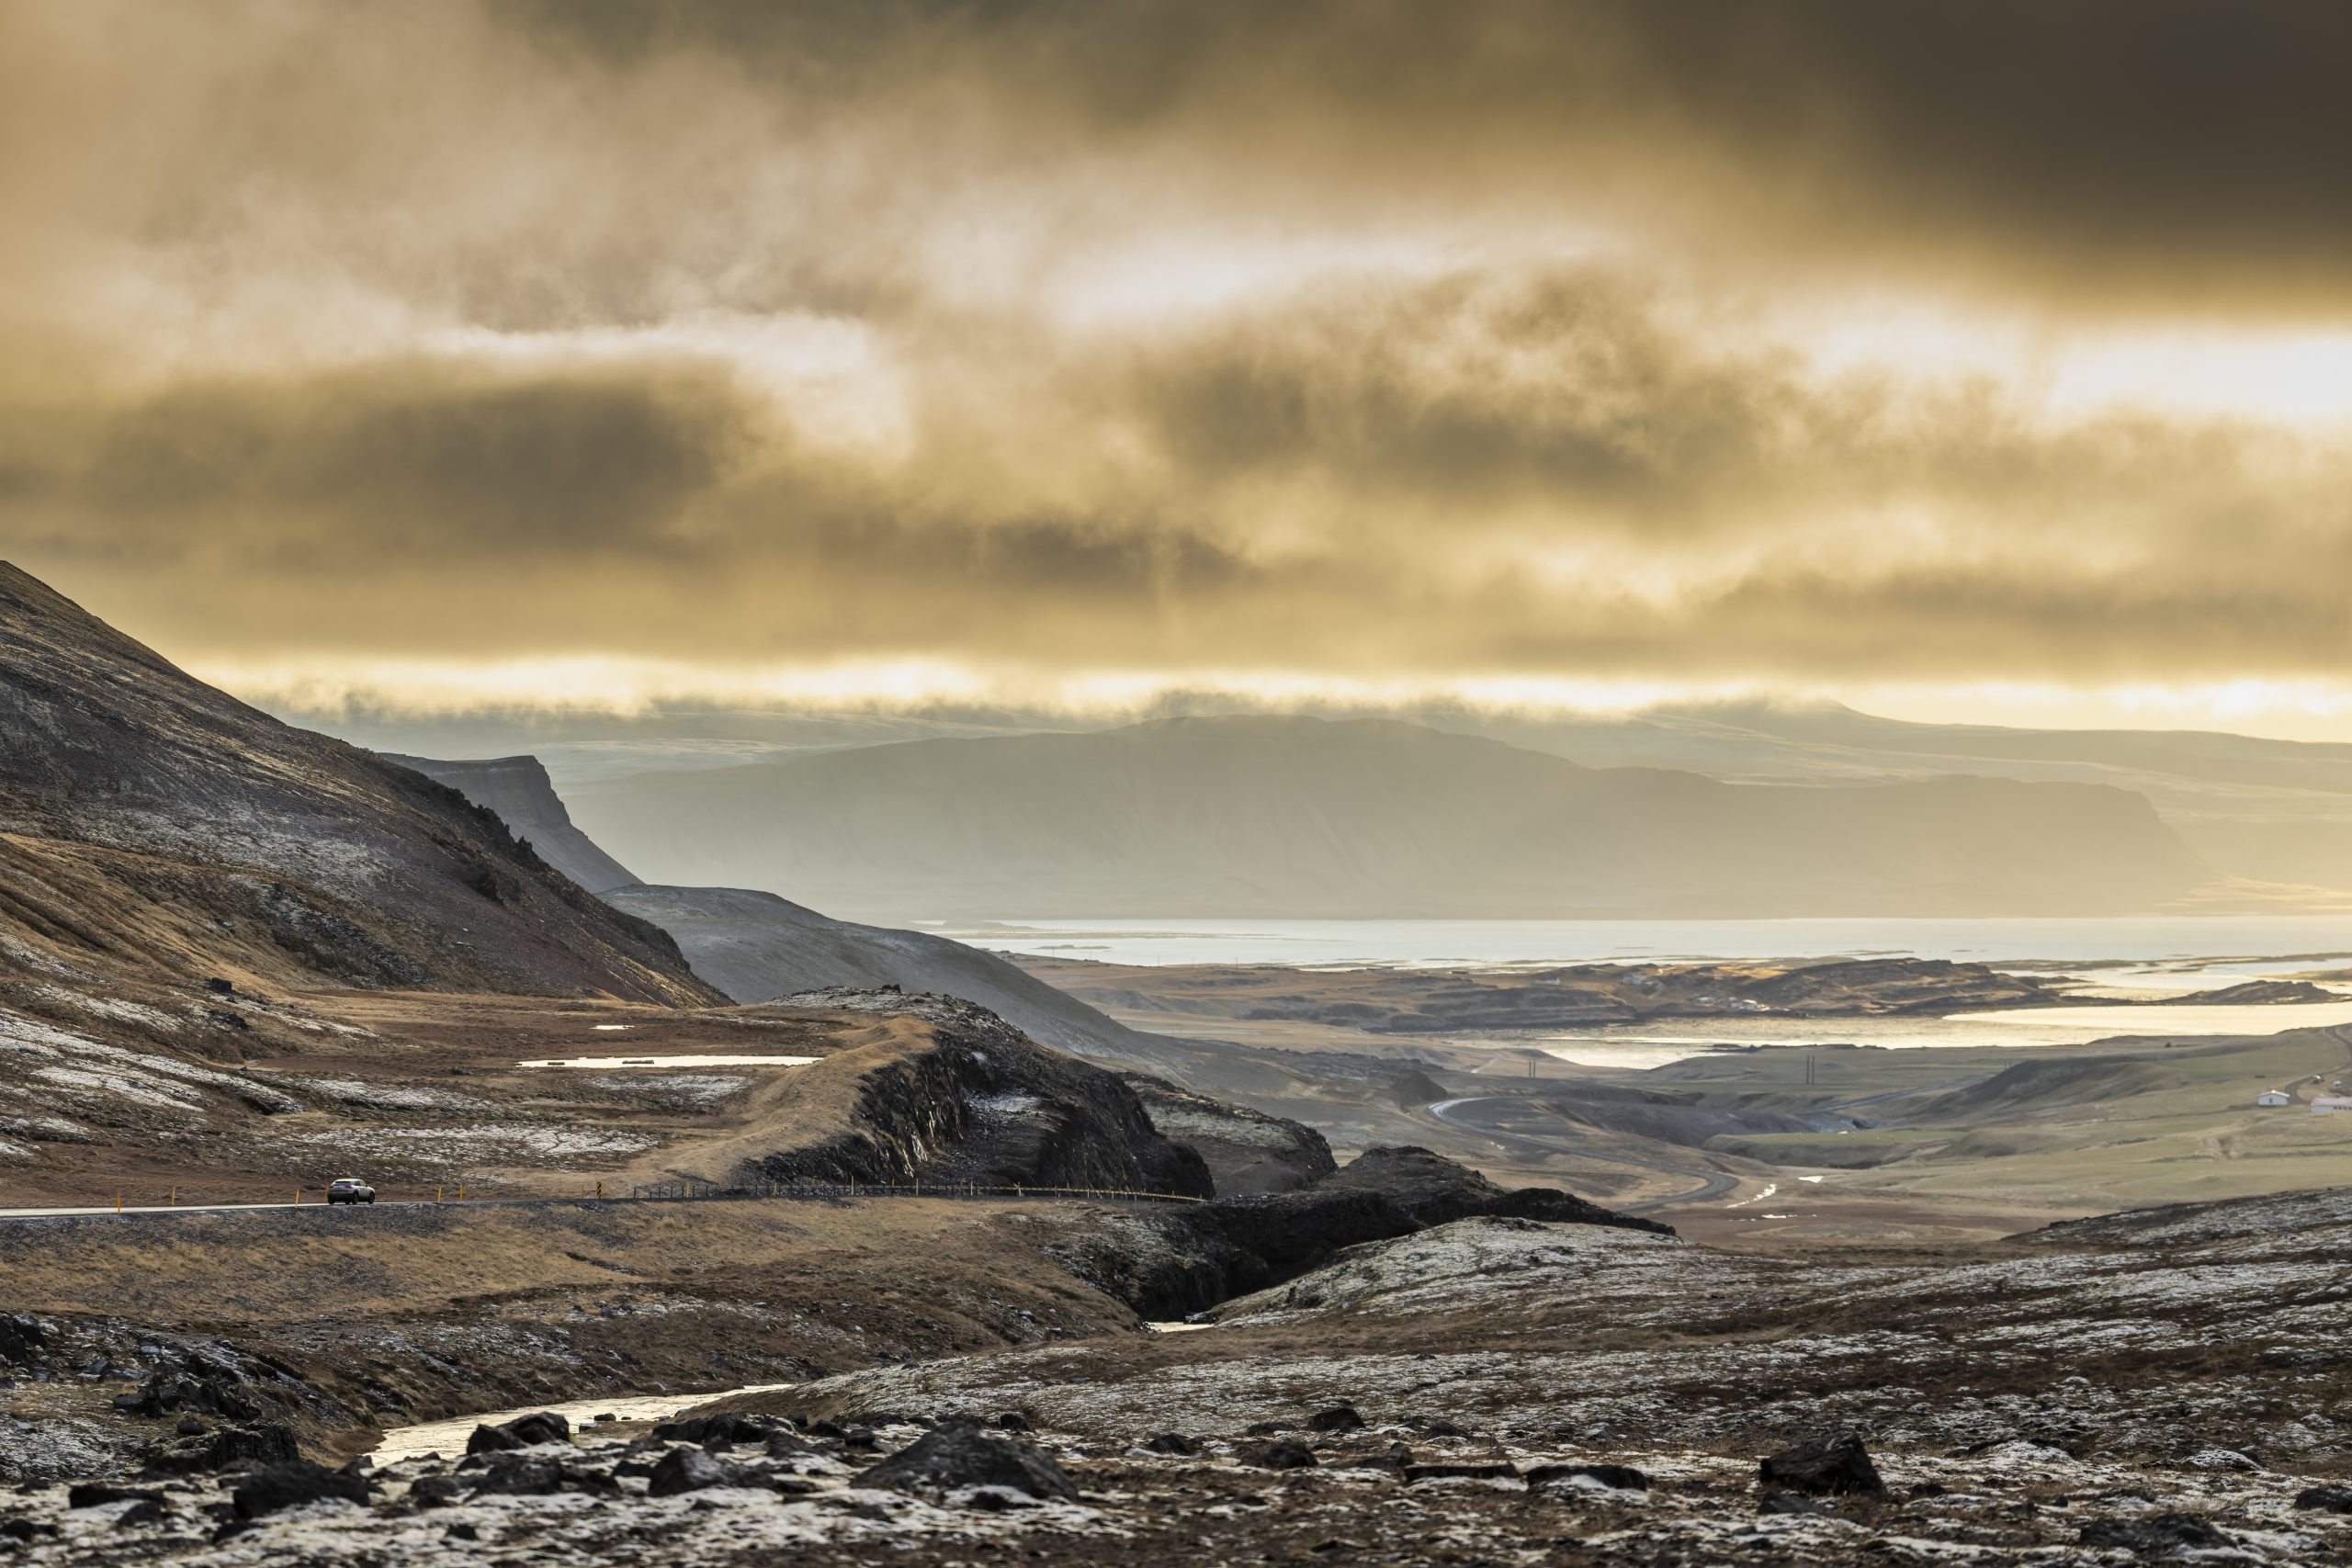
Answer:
[860,1416,1077,1501]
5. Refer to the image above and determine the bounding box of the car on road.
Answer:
[326,1177,376,1205]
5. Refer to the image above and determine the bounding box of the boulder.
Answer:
[0,1315,47,1368]
[465,1411,571,1454]
[1144,1433,1197,1456]
[407,1475,464,1508]
[650,1413,779,1450]
[1757,1432,1885,1496]
[2078,1515,2234,1553]
[2296,1483,2352,1514]
[1307,1406,1365,1433]
[860,1416,1078,1501]
[646,1447,762,1497]
[231,1461,371,1520]
[1239,1439,1318,1472]
[1758,1492,1822,1516]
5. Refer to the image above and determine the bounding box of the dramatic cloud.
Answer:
[5,1,2351,728]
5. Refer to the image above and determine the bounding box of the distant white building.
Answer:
[2256,1090,2294,1107]
[2312,1096,2352,1115]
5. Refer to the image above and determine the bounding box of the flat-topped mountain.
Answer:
[0,563,716,1003]
[569,714,2217,921]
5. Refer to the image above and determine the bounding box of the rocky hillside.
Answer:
[567,714,2218,919]
[381,755,641,895]
[0,563,716,1006]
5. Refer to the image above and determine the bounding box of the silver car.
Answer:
[325,1177,376,1205]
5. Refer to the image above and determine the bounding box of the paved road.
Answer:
[0,1199,447,1219]
[1425,1096,1738,1213]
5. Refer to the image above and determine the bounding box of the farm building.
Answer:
[2256,1089,2294,1107]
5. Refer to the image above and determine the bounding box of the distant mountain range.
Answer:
[562,714,2222,921]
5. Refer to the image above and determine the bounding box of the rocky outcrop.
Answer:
[859,1416,1077,1501]
[1122,1076,1334,1194]
[744,991,1213,1198]
[1035,1147,1668,1319]
[1317,1145,1674,1235]
[382,755,641,895]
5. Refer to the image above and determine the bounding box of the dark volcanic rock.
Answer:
[1758,1432,1886,1496]
[231,1461,370,1519]
[66,1483,162,1510]
[2297,1483,2352,1513]
[2078,1513,2235,1552]
[466,1410,570,1453]
[1239,1439,1318,1472]
[861,1417,1078,1501]
[650,1413,778,1450]
[407,1475,464,1508]
[0,1314,47,1367]
[645,1448,759,1497]
[1307,1406,1364,1434]
[1758,1491,1823,1516]
[1144,1433,1197,1455]
[1320,1146,1673,1237]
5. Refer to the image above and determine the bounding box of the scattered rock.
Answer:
[1308,1405,1365,1433]
[646,1448,759,1498]
[1758,1491,1822,1516]
[860,1417,1078,1501]
[66,1484,162,1511]
[1758,1432,1886,1496]
[2078,1514,2235,1553]
[407,1475,463,1508]
[1240,1439,1319,1472]
[465,1411,570,1453]
[2296,1483,2352,1514]
[1145,1433,1197,1456]
[231,1461,370,1520]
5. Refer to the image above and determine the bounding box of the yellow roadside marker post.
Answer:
[115,1194,121,1214]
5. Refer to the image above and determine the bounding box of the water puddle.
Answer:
[518,1055,821,1070]
[368,1382,795,1465]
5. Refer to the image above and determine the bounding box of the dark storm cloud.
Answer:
[492,0,2352,301]
[6,0,2352,708]
[71,366,755,558]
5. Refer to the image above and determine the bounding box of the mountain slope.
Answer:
[383,754,641,894]
[568,715,2218,920]
[0,562,717,1004]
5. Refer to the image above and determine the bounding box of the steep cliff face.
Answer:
[742,991,1214,1198]
[0,564,718,1005]
[381,754,642,895]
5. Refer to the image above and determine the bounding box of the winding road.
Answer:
[1425,1096,1738,1213]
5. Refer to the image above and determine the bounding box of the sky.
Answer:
[6,0,2352,739]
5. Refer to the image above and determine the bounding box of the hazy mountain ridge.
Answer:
[565,714,2219,921]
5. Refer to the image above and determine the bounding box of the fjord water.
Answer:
[952,914,2352,1067]
[948,913,2352,970]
